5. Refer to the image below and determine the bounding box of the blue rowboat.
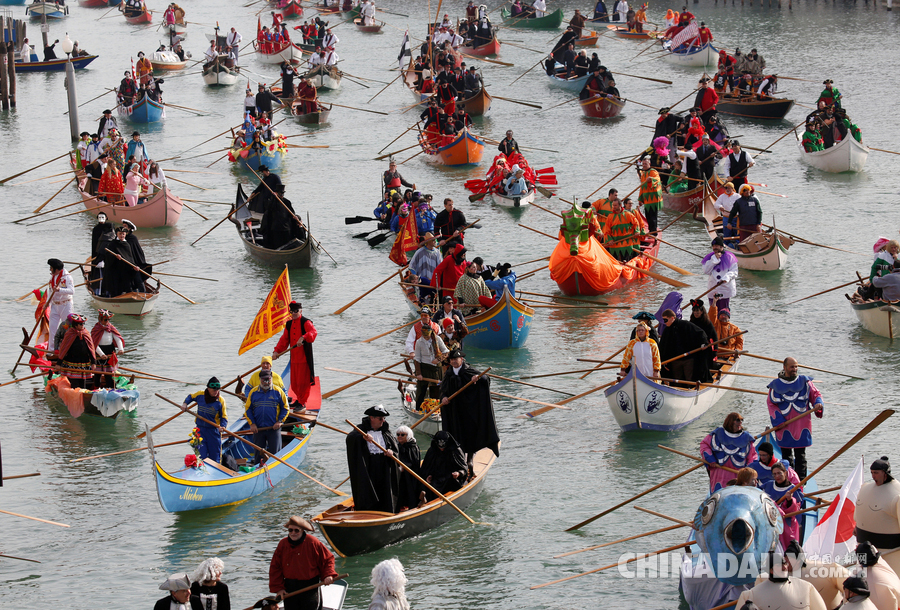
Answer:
[14,55,98,72]
[147,373,321,513]
[25,0,68,18]
[120,95,165,123]
[464,287,533,350]
[0,0,27,5]
[236,146,284,172]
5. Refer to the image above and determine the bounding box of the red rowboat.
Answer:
[460,35,500,56]
[662,177,724,213]
[418,127,484,166]
[280,0,304,18]
[551,236,660,296]
[124,9,153,24]
[580,94,625,119]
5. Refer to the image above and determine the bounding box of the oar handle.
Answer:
[411,367,492,430]
[754,404,823,440]
[659,330,747,366]
[679,280,726,309]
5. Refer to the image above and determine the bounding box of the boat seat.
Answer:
[204,458,239,477]
[327,510,396,522]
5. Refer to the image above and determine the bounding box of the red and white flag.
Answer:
[803,456,865,561]
[671,21,699,49]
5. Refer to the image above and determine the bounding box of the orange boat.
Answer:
[418,127,484,166]
[550,235,659,296]
[575,31,599,46]
[606,24,660,39]
[461,35,501,56]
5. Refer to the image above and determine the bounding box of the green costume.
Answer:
[666,172,689,194]
[870,253,894,282]
[560,203,589,256]
[801,129,824,152]
[841,118,862,143]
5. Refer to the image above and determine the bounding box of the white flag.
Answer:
[804,456,865,561]
[671,21,700,49]
[398,30,411,71]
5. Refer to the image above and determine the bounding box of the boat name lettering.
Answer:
[179,487,204,501]
[387,522,406,532]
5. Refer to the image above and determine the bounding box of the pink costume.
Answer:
[700,427,759,493]
[123,170,149,206]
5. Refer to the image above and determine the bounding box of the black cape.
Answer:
[420,433,467,496]
[91,221,114,259]
[658,318,712,382]
[397,437,421,510]
[346,417,400,513]
[249,173,283,214]
[103,238,140,296]
[438,365,500,457]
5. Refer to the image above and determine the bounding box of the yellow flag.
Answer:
[238,268,292,354]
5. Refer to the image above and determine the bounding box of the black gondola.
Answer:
[715,95,794,120]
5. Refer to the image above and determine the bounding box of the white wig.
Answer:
[395,425,413,439]
[370,558,408,600]
[192,557,225,583]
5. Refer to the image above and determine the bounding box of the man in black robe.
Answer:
[122,219,151,289]
[434,197,467,254]
[695,134,719,182]
[248,165,282,215]
[658,309,712,385]
[580,67,607,100]
[90,212,114,295]
[280,62,297,98]
[418,430,467,505]
[550,27,577,65]
[345,405,400,513]
[438,349,500,478]
[261,184,301,250]
[103,226,141,297]
[653,107,681,145]
[255,84,285,120]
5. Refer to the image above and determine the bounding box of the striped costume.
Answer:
[638,169,663,210]
[603,211,642,260]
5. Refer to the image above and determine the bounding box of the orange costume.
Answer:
[602,210,642,259]
[709,305,744,351]
[638,169,663,210]
[136,56,153,85]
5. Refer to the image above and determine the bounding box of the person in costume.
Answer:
[54,313,101,389]
[870,239,898,283]
[438,349,500,478]
[413,325,448,409]
[394,425,421,511]
[700,412,757,492]
[721,139,755,190]
[154,573,202,610]
[749,442,779,487]
[98,109,119,139]
[431,244,468,300]
[90,213,114,293]
[658,308,712,384]
[190,558,230,610]
[839,575,879,610]
[766,357,824,480]
[273,301,317,409]
[688,300,718,357]
[98,161,125,204]
[404,307,442,354]
[91,309,124,388]
[433,198,467,254]
[248,165,283,216]
[728,184,763,243]
[261,184,302,250]
[817,79,842,109]
[702,237,738,312]
[102,225,141,297]
[268,515,337,610]
[418,430,467,505]
[620,322,660,380]
[602,198,643,261]
[853,541,900,610]
[637,158,663,234]
[241,355,285,397]
[708,304,743,353]
[694,77,719,126]
[181,377,228,463]
[244,369,289,463]
[714,182,740,247]
[367,558,411,610]
[454,261,492,316]
[762,460,804,549]
[346,404,400,513]
[855,456,900,576]
[736,554,828,610]
[47,258,74,351]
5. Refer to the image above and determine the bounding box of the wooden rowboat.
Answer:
[312,444,498,557]
[280,0,304,18]
[546,69,589,92]
[418,127,484,166]
[605,356,741,432]
[252,40,306,64]
[14,54,98,72]
[150,51,187,71]
[575,31,599,46]
[606,24,658,39]
[662,180,711,213]
[580,94,625,119]
[82,258,161,316]
[551,236,660,296]
[795,130,869,173]
[45,374,140,418]
[353,17,382,33]
[499,7,563,29]
[660,41,718,68]
[26,0,67,19]
[490,188,535,209]
[461,35,500,56]
[202,63,240,86]
[849,299,900,339]
[459,86,492,117]
[123,8,153,24]
[118,95,165,123]
[230,184,321,268]
[74,169,183,229]
[148,373,322,512]
[307,66,342,90]
[715,95,794,120]
[291,100,331,124]
[77,0,107,7]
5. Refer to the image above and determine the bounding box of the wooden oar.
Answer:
[411,367,492,430]
[30,175,79,214]
[373,142,420,161]
[759,224,868,257]
[323,367,435,386]
[511,255,551,268]
[459,53,513,67]
[321,359,410,400]
[679,281,726,309]
[870,146,900,157]
[519,379,617,419]
[2,472,40,481]
[498,40,544,54]
[9,169,75,187]
[492,95,542,109]
[104,248,196,304]
[362,318,418,344]
[530,539,694,589]
[659,444,739,474]
[581,345,628,380]
[632,247,695,275]
[734,352,864,380]
[368,73,403,104]
[491,390,570,411]
[238,574,351,610]
[156,394,346,496]
[754,405,824,440]
[27,197,121,225]
[71,438,190,462]
[521,366,618,379]
[609,71,672,86]
[0,152,70,185]
[0,509,69,528]
[166,175,207,191]
[487,373,574,397]
[0,553,41,563]
[655,236,703,258]
[345,419,480,525]
[516,290,610,307]
[14,190,99,223]
[621,262,690,289]
[334,266,407,315]
[772,279,863,309]
[517,223,557,241]
[555,522,686,558]
[10,282,58,374]
[292,96,389,115]
[634,505,696,528]
[132,404,193,439]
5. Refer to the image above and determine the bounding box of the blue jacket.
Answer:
[415,208,436,234]
[244,386,289,428]
[185,390,228,433]
[373,199,391,219]
[485,272,516,297]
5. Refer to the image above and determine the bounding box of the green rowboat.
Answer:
[499,7,563,29]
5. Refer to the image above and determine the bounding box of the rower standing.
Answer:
[766,357,824,480]
[273,301,317,409]
[268,516,337,610]
[181,377,228,463]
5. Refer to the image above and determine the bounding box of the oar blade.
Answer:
[367,232,391,247]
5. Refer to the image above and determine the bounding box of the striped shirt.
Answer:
[408,246,443,282]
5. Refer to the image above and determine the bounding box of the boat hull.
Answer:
[490,189,535,208]
[552,237,660,296]
[124,9,153,24]
[460,86,491,117]
[851,301,900,339]
[464,287,533,350]
[499,7,563,29]
[661,42,718,67]
[14,55,97,72]
[282,0,304,18]
[796,132,869,173]
[292,104,331,124]
[400,384,441,436]
[231,185,320,268]
[46,376,139,418]
[716,97,794,120]
[605,360,740,432]
[203,69,239,86]
[606,24,656,39]
[575,31,599,46]
[461,36,500,56]
[90,291,159,316]
[546,71,589,92]
[313,446,497,556]
[662,181,714,213]
[26,1,67,18]
[421,128,484,166]
[353,18,382,33]
[234,147,284,172]
[309,70,341,90]
[254,42,305,64]
[580,94,625,119]
[77,0,106,7]
[119,95,165,123]
[77,172,183,228]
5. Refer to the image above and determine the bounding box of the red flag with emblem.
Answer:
[388,212,419,267]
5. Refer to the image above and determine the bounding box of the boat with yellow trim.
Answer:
[147,371,321,512]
